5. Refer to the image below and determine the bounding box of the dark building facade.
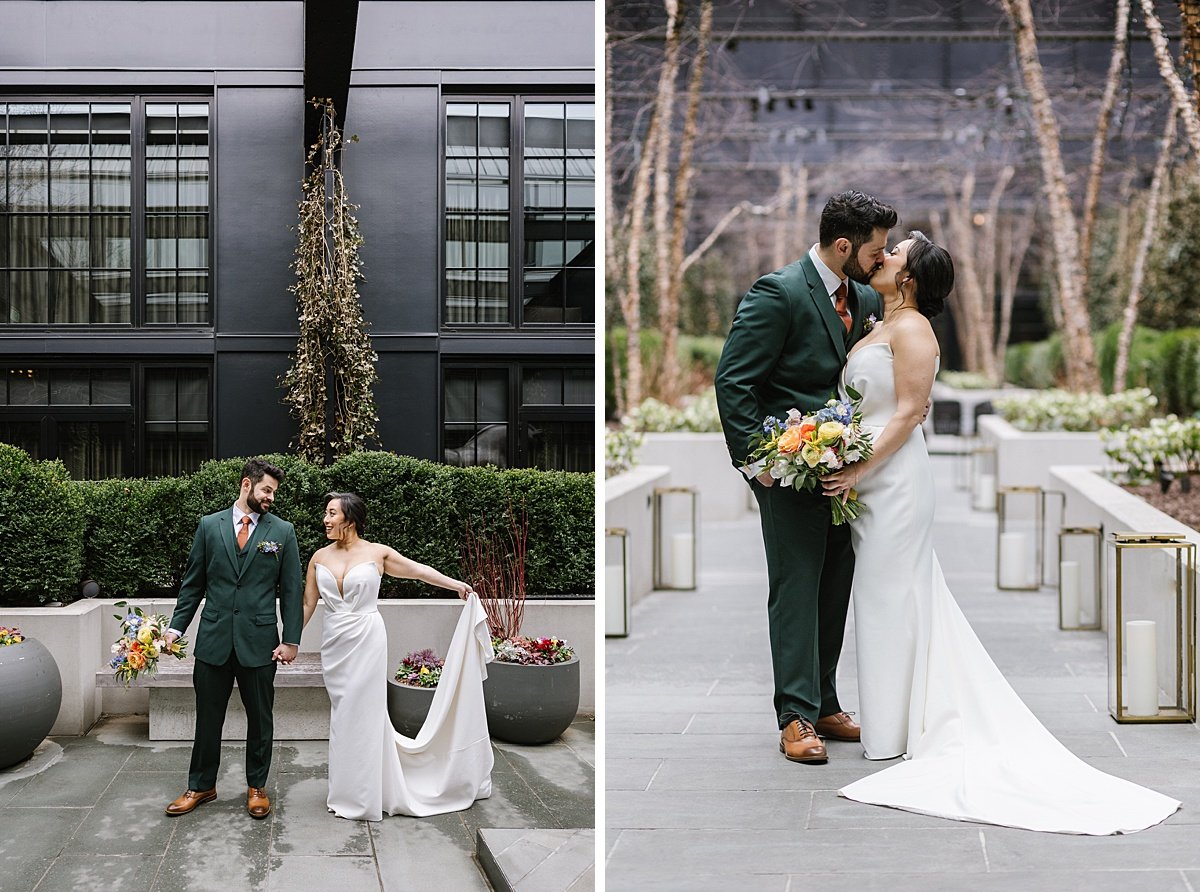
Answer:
[0,1,596,479]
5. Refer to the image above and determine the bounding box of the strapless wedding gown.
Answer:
[836,342,1179,834]
[317,561,493,821]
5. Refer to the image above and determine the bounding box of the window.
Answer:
[442,363,593,472]
[0,363,211,478]
[443,97,594,328]
[0,98,211,327]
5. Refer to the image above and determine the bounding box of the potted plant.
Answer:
[0,626,62,769]
[387,648,442,737]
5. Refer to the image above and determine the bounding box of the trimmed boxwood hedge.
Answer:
[0,448,594,606]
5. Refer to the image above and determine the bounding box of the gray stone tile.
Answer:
[605,711,694,734]
[265,855,381,890]
[372,813,489,892]
[560,720,595,768]
[605,758,661,791]
[66,772,181,855]
[496,743,594,829]
[980,824,1200,871]
[12,743,129,807]
[795,871,1189,892]
[480,828,594,892]
[642,758,874,793]
[0,808,87,872]
[122,742,242,772]
[807,790,971,829]
[684,712,787,734]
[607,790,805,830]
[274,739,331,775]
[32,854,163,892]
[456,757,560,836]
[155,800,273,891]
[269,774,371,856]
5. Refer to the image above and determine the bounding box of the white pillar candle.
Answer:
[974,473,996,511]
[999,532,1029,588]
[604,562,627,636]
[1059,560,1081,628]
[670,532,695,588]
[1125,620,1158,716]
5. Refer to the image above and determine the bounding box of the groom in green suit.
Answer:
[163,458,304,817]
[715,191,896,764]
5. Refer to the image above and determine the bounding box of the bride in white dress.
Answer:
[820,232,1179,835]
[301,492,494,821]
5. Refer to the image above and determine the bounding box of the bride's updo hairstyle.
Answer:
[325,491,368,538]
[903,230,954,319]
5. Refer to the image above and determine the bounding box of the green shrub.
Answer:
[605,327,726,418]
[1095,324,1164,394]
[0,444,85,605]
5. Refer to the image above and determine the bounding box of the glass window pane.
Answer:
[50,369,89,404]
[478,158,509,211]
[8,104,48,156]
[177,272,209,324]
[523,269,562,322]
[146,216,176,268]
[478,104,510,156]
[445,216,477,269]
[177,105,209,156]
[445,158,476,211]
[8,270,48,323]
[565,368,593,405]
[524,158,565,208]
[8,159,48,210]
[477,370,507,422]
[177,368,208,420]
[476,214,509,268]
[145,370,176,421]
[49,104,90,155]
[92,159,131,211]
[524,104,565,153]
[9,215,47,267]
[565,214,594,264]
[145,272,176,323]
[146,158,177,210]
[444,370,474,422]
[49,216,88,268]
[91,104,131,157]
[442,423,477,466]
[51,269,90,323]
[0,421,40,458]
[522,368,562,406]
[178,158,209,211]
[525,420,592,472]
[524,213,564,267]
[446,104,476,156]
[565,104,595,152]
[445,270,474,324]
[92,271,131,324]
[49,158,90,210]
[478,271,508,323]
[565,267,595,323]
[91,369,131,405]
[91,215,130,268]
[146,104,177,156]
[565,157,595,208]
[8,368,48,404]
[176,215,208,267]
[0,163,6,214]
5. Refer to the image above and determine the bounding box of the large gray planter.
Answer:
[0,638,63,769]
[386,678,435,738]
[484,657,580,745]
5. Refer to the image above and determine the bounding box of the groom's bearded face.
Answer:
[843,230,890,284]
[245,476,280,514]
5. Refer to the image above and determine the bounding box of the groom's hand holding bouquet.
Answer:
[743,386,874,525]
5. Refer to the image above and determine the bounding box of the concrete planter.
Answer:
[484,657,580,745]
[386,678,436,738]
[0,638,63,768]
[977,415,1107,491]
[636,433,750,521]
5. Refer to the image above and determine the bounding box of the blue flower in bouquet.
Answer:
[762,416,784,437]
[125,614,141,628]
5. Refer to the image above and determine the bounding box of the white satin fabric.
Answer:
[837,342,1179,834]
[317,562,493,821]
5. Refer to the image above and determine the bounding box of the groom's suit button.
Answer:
[234,608,240,614]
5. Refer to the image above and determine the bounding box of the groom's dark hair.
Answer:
[242,458,285,486]
[818,191,898,250]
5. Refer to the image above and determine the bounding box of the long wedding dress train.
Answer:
[836,343,1179,834]
[317,562,493,821]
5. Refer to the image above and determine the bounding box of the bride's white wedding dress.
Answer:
[837,341,1180,834]
[317,562,493,821]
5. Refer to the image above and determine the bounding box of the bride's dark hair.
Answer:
[325,491,367,537]
[903,230,954,319]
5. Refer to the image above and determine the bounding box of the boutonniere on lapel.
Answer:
[257,540,282,559]
[863,314,878,334]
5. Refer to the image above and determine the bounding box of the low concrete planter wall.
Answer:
[978,415,1108,492]
[0,597,595,734]
[636,433,750,521]
[605,464,670,608]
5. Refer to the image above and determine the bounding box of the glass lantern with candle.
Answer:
[1105,532,1196,724]
[970,444,996,511]
[653,487,698,591]
[605,528,631,637]
[1057,526,1102,631]
[996,486,1042,591]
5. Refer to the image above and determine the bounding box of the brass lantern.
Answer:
[971,444,996,511]
[653,487,698,591]
[605,527,631,638]
[1057,526,1102,631]
[996,486,1042,591]
[1106,532,1196,724]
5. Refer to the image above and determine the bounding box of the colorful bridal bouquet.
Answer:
[395,648,445,688]
[744,387,875,525]
[109,602,188,686]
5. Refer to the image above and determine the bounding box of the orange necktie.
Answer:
[834,282,852,332]
[237,516,252,550]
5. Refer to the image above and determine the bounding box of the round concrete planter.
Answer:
[0,638,63,769]
[484,657,580,745]
[386,678,436,738]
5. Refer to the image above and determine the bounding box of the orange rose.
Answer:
[777,426,804,453]
[128,651,146,670]
[799,422,816,441]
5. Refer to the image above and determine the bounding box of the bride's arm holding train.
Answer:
[379,547,475,600]
[822,315,939,496]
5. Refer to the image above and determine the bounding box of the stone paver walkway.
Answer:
[605,452,1200,891]
[0,715,593,892]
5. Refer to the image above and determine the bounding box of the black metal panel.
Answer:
[213,87,305,334]
[0,2,303,70]
[341,85,441,334]
[214,352,295,458]
[353,1,594,71]
[375,350,439,459]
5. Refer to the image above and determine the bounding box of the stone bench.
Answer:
[95,652,331,741]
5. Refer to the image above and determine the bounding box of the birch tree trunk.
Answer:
[772,166,794,272]
[994,206,1037,376]
[661,0,711,405]
[1140,0,1200,157]
[1114,108,1178,391]
[941,171,988,374]
[604,37,625,418]
[1000,0,1100,392]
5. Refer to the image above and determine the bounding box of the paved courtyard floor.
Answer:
[0,715,594,891]
[605,452,1200,891]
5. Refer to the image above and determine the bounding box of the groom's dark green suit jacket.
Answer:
[715,254,883,468]
[171,510,304,668]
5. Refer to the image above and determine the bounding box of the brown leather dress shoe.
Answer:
[815,711,861,742]
[779,718,828,764]
[247,786,271,819]
[165,788,217,816]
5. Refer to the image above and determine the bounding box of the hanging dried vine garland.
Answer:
[280,98,379,463]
